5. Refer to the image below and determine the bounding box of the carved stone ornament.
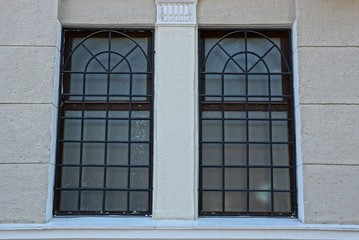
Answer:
[156,0,197,25]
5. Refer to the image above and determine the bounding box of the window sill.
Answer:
[0,217,358,239]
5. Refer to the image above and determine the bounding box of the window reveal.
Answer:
[54,30,153,215]
[199,30,296,216]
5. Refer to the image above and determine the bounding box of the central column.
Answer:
[153,0,198,220]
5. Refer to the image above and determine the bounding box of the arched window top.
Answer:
[63,30,150,73]
[201,30,291,75]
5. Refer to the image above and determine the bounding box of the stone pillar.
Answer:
[0,0,59,223]
[153,0,198,220]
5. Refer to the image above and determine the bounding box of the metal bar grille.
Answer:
[199,30,296,217]
[54,29,153,216]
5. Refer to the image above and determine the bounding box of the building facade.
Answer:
[0,0,358,239]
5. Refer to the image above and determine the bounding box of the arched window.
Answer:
[54,29,154,216]
[199,30,296,216]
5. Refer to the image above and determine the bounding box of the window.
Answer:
[54,29,153,215]
[199,30,296,216]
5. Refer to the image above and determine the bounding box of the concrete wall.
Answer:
[0,0,59,223]
[0,0,358,231]
[59,0,156,26]
[295,0,359,224]
[198,0,295,26]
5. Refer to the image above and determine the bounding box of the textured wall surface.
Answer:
[59,0,156,26]
[0,0,58,223]
[295,0,359,224]
[198,0,295,26]
[154,26,197,220]
[0,0,358,230]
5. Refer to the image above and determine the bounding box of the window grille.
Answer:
[199,30,296,216]
[54,29,153,215]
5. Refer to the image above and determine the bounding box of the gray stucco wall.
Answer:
[0,0,358,228]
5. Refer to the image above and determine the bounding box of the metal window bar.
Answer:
[54,29,154,216]
[199,30,296,217]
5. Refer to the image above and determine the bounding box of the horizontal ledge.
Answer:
[300,103,359,106]
[1,218,359,240]
[155,23,197,27]
[197,23,293,28]
[1,217,359,230]
[0,45,56,48]
[297,45,359,48]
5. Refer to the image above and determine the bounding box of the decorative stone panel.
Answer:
[156,0,197,24]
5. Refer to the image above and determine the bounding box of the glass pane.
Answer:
[106,167,128,189]
[109,110,129,118]
[132,74,147,101]
[205,38,245,73]
[225,192,246,212]
[272,120,288,142]
[225,168,246,190]
[129,192,148,212]
[107,143,128,165]
[202,120,222,142]
[130,168,149,189]
[202,192,222,212]
[83,111,106,141]
[110,74,149,101]
[248,111,268,119]
[59,191,78,212]
[108,119,129,141]
[70,38,108,72]
[225,144,246,165]
[64,74,83,100]
[82,143,105,165]
[247,38,281,73]
[224,54,245,73]
[273,192,291,213]
[61,167,79,188]
[202,168,222,189]
[83,119,106,141]
[248,57,268,73]
[84,74,108,100]
[249,120,269,142]
[62,142,80,164]
[202,144,222,165]
[249,144,270,166]
[272,111,287,119]
[249,168,271,190]
[63,111,82,141]
[131,120,149,141]
[249,192,271,212]
[273,144,290,166]
[248,75,269,99]
[109,74,130,100]
[203,111,221,118]
[132,111,150,118]
[131,143,149,165]
[80,191,103,211]
[224,120,246,141]
[205,75,222,101]
[224,111,246,119]
[105,191,127,212]
[111,37,148,73]
[110,52,130,72]
[273,168,290,190]
[270,75,282,98]
[223,75,245,101]
[81,167,104,188]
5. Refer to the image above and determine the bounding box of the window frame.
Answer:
[53,28,154,216]
[198,29,297,217]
